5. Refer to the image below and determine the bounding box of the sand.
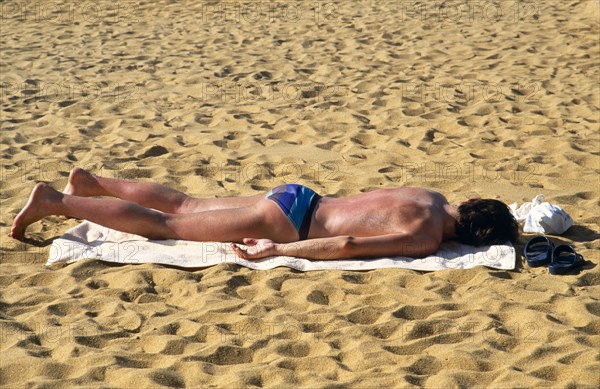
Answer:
[1,0,599,387]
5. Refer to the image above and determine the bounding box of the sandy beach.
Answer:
[1,0,599,387]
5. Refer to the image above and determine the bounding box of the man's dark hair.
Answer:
[455,199,519,246]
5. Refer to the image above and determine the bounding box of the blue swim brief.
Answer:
[265,184,322,240]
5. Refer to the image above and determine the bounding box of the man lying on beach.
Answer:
[10,168,518,260]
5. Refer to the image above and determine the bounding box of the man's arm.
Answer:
[231,233,440,260]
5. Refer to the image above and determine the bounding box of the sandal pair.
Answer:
[523,236,585,275]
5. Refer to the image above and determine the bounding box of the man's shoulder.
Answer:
[389,186,442,196]
[386,187,446,206]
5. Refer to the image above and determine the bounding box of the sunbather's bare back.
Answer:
[311,188,448,242]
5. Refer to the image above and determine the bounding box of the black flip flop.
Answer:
[524,236,554,267]
[549,245,585,275]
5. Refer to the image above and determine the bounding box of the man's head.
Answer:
[455,199,519,246]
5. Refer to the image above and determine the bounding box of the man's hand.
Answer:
[230,238,277,260]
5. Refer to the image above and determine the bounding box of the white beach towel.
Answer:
[47,221,515,271]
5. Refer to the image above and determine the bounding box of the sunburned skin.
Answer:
[310,188,453,240]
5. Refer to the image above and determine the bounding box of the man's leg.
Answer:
[64,167,263,214]
[11,183,297,242]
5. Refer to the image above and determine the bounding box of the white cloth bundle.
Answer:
[509,195,573,235]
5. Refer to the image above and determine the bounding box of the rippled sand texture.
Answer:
[1,0,599,387]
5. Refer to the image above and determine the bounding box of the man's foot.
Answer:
[10,183,63,241]
[63,167,98,197]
